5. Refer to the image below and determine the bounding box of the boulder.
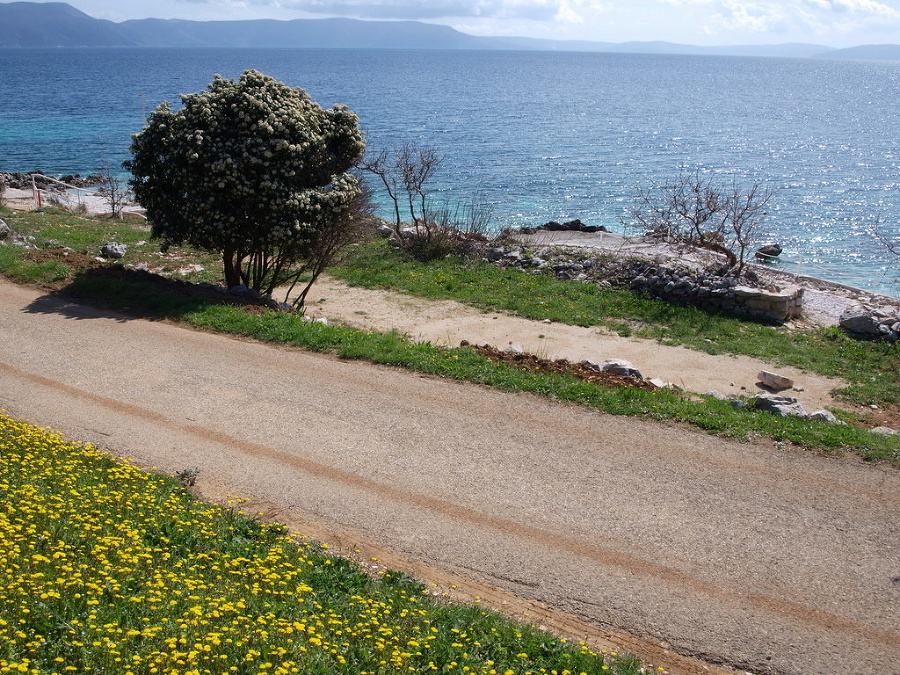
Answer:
[840,305,882,337]
[756,244,783,259]
[752,394,808,418]
[601,359,642,379]
[0,219,9,240]
[871,426,898,436]
[757,370,795,391]
[100,241,127,259]
[538,219,606,233]
[809,410,839,424]
[228,285,262,300]
[486,247,505,262]
[703,390,728,400]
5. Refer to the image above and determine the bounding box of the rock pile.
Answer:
[485,245,599,280]
[622,261,803,323]
[839,304,900,342]
[747,393,840,422]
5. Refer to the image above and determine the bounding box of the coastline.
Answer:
[3,179,897,316]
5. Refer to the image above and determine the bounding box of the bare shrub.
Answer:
[399,198,494,262]
[98,159,128,218]
[630,167,773,274]
[359,143,492,260]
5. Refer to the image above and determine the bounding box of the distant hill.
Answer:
[1,1,899,61]
[114,17,488,49]
[0,1,130,47]
[813,44,900,61]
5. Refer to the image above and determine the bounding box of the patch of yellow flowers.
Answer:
[0,413,647,675]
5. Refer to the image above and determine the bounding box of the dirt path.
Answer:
[300,276,844,412]
[2,279,899,675]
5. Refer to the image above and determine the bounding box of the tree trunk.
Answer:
[222,246,241,289]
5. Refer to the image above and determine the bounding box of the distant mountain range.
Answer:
[2,1,900,60]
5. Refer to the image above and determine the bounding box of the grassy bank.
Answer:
[1,208,897,463]
[0,412,645,675]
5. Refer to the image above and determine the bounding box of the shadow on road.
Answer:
[23,292,139,323]
[20,267,261,323]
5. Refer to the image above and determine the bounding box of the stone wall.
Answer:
[624,262,804,323]
[485,245,805,323]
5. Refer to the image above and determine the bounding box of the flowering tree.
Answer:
[126,70,366,300]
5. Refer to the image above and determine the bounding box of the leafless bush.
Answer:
[630,167,773,274]
[873,218,899,257]
[359,144,492,260]
[360,143,441,236]
[398,198,494,262]
[99,160,128,218]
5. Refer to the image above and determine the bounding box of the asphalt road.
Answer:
[2,279,898,675]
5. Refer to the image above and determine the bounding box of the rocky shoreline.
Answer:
[495,227,900,337]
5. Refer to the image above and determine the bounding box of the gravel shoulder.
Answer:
[2,278,899,675]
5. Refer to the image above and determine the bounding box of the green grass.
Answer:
[0,244,72,284]
[0,412,644,675]
[1,209,897,463]
[0,208,222,285]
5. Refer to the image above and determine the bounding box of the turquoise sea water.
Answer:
[1,47,898,294]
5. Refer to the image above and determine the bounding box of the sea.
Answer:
[1,47,898,295]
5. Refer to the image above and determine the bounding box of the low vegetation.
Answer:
[0,412,645,675]
[1,208,897,466]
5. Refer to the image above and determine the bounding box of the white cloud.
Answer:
[275,0,564,20]
[618,0,900,40]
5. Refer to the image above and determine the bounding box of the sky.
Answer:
[13,0,900,47]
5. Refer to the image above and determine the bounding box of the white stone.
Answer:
[809,410,839,423]
[757,370,794,391]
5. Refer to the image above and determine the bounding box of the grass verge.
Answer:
[0,412,645,675]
